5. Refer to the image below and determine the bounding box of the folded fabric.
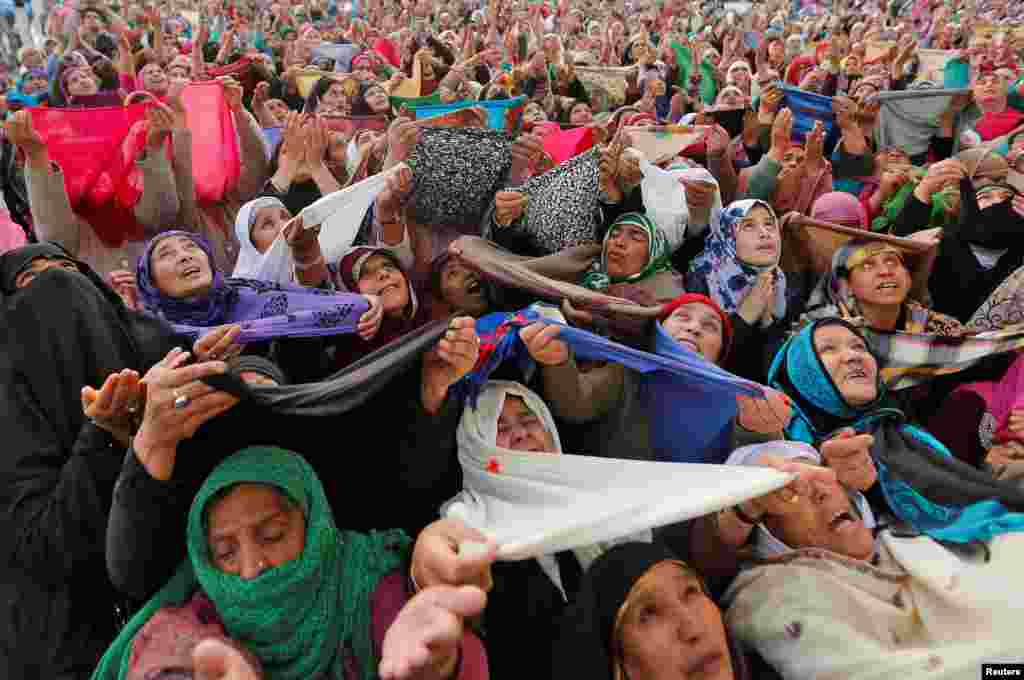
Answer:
[180,82,242,205]
[449,235,663,319]
[239,165,403,284]
[781,85,836,143]
[388,92,443,114]
[541,125,597,165]
[445,379,790,560]
[915,48,957,85]
[639,159,721,247]
[406,126,514,229]
[575,65,632,112]
[294,68,328,99]
[205,319,449,416]
[454,306,764,462]
[626,125,709,164]
[492,147,602,255]
[311,43,361,72]
[414,95,527,131]
[321,113,389,136]
[780,212,934,278]
[875,88,971,157]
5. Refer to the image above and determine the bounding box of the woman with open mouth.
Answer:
[687,199,800,383]
[721,440,1024,680]
[135,232,386,379]
[802,238,964,336]
[768,317,1024,547]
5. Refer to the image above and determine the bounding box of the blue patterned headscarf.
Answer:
[768,318,1024,545]
[687,199,787,326]
[136,231,369,344]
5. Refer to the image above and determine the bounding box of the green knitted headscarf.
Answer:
[91,446,410,680]
[583,212,673,291]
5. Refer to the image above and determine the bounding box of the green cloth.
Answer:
[583,212,673,290]
[91,447,411,680]
[671,42,718,105]
[871,181,917,233]
[389,92,443,113]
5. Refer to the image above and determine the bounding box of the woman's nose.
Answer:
[239,549,268,581]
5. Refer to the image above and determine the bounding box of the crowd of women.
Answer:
[2,0,1024,677]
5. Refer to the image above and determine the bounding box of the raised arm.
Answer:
[7,112,82,256]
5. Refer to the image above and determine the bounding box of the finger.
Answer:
[416,584,488,619]
[182,393,240,431]
[207,325,243,359]
[195,326,230,353]
[158,360,229,388]
[95,373,120,412]
[518,322,545,345]
[192,639,234,680]
[108,370,140,415]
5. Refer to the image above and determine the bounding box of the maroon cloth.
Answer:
[927,389,988,468]
[368,571,489,680]
[128,572,488,680]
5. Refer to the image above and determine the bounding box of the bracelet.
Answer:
[732,503,762,526]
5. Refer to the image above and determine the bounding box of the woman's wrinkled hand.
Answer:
[736,388,792,434]
[133,348,237,480]
[520,322,569,366]
[81,368,144,447]
[358,295,384,341]
[193,324,246,362]
[494,190,527,226]
[379,585,487,680]
[411,517,497,592]
[421,317,481,414]
[744,454,840,519]
[820,428,878,491]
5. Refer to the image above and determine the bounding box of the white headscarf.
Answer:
[232,197,296,285]
[725,442,877,560]
[444,381,791,565]
[233,165,405,285]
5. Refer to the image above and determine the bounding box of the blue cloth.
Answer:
[414,95,527,131]
[768,319,1024,544]
[457,306,763,462]
[781,85,837,145]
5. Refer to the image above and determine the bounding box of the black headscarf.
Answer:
[0,241,75,296]
[955,179,1024,250]
[1,244,179,451]
[552,542,751,680]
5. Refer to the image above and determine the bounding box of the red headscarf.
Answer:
[659,293,734,363]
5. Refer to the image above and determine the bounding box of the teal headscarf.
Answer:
[92,447,410,680]
[583,212,673,291]
[769,319,1024,545]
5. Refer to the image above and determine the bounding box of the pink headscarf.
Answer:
[811,191,869,229]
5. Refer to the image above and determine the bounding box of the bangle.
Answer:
[732,503,761,526]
